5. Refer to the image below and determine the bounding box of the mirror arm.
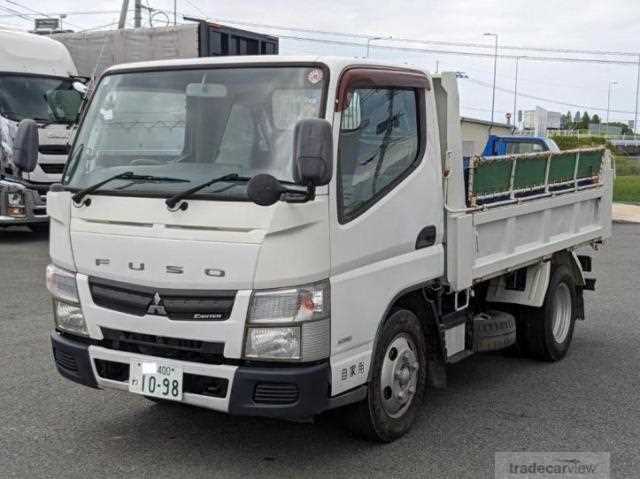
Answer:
[282,182,316,203]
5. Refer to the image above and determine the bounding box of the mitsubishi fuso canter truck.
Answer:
[41,56,612,442]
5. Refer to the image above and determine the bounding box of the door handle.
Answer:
[415,225,437,249]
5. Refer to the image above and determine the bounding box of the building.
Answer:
[522,107,562,133]
[461,117,515,157]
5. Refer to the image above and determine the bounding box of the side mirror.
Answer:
[292,118,333,186]
[13,119,39,173]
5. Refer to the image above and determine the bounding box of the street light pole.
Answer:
[484,33,499,129]
[365,35,392,58]
[606,80,618,127]
[513,56,520,130]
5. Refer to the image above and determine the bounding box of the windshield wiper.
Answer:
[72,171,189,204]
[165,173,250,209]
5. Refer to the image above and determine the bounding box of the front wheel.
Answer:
[346,308,427,442]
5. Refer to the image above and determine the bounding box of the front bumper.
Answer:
[51,332,333,420]
[0,214,48,226]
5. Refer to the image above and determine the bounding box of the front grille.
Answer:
[39,144,70,155]
[54,349,78,372]
[101,328,224,364]
[89,277,236,321]
[94,359,228,398]
[254,383,299,404]
[39,163,65,174]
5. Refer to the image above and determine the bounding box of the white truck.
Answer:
[42,56,612,442]
[0,29,83,229]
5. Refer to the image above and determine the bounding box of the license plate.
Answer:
[129,361,183,401]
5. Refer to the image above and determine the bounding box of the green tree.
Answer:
[580,111,590,129]
[592,114,601,124]
[574,111,581,123]
[562,111,573,128]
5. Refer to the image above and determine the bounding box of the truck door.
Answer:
[328,68,445,390]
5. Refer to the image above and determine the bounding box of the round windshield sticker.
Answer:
[307,68,323,84]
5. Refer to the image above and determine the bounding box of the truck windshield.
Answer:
[0,74,82,124]
[63,66,326,199]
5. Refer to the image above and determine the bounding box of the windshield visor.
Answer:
[63,65,327,199]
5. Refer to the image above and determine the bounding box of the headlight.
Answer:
[46,264,79,304]
[243,280,330,362]
[53,300,88,337]
[245,326,301,360]
[6,190,25,217]
[46,264,87,336]
[248,280,330,323]
[7,191,25,207]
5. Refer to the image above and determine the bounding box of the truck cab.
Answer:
[0,29,83,229]
[44,56,612,442]
[482,134,560,156]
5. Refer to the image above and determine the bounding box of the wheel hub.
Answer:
[552,282,572,343]
[380,335,419,418]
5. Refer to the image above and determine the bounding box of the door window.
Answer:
[338,88,420,221]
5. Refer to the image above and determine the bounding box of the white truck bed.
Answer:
[446,152,613,290]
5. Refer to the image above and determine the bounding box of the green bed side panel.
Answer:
[513,156,548,189]
[548,152,577,183]
[471,159,512,195]
[576,150,604,179]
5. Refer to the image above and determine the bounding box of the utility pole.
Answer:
[174,0,177,25]
[134,0,142,28]
[513,56,520,129]
[606,80,618,127]
[365,36,391,58]
[484,33,499,129]
[634,55,640,135]
[435,60,439,73]
[118,0,129,29]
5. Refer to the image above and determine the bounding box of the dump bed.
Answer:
[446,147,613,290]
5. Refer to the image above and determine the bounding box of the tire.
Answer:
[473,310,516,352]
[520,264,578,361]
[345,308,427,442]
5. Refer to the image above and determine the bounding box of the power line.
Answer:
[0,8,637,59]
[464,76,637,115]
[182,0,208,19]
[0,4,31,23]
[210,16,640,58]
[277,32,640,66]
[2,0,84,29]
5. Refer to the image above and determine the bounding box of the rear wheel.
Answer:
[520,264,579,361]
[345,308,427,442]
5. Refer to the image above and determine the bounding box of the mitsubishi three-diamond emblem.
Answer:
[147,292,167,316]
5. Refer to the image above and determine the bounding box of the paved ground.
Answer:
[0,224,638,479]
[613,202,640,223]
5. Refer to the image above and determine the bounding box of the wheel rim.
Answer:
[551,283,572,343]
[380,334,419,419]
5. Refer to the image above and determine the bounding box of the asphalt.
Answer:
[0,224,639,479]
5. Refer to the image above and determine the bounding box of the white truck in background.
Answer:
[0,29,83,230]
[41,56,612,442]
